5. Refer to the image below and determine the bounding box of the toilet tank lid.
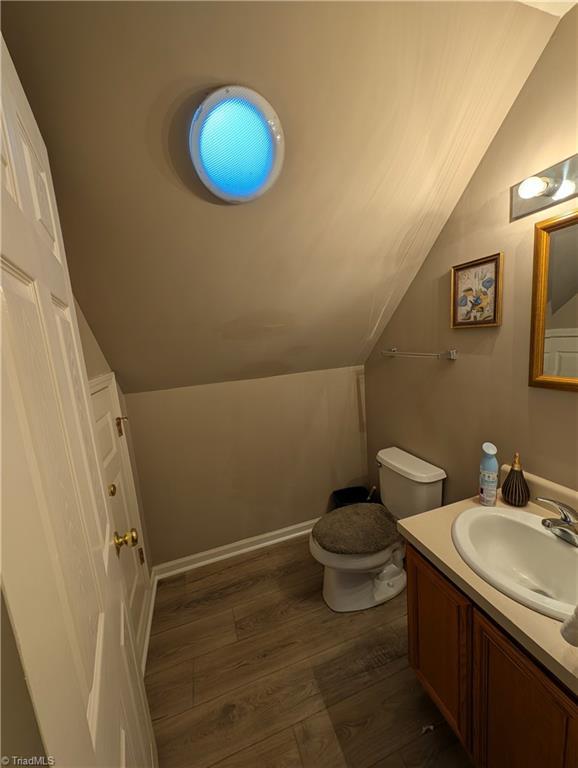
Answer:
[376,447,446,483]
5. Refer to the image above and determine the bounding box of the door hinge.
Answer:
[115,416,129,437]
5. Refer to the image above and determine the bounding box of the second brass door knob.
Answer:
[114,528,138,556]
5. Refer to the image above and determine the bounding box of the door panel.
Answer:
[90,374,152,662]
[406,545,471,749]
[473,609,578,768]
[51,298,109,546]
[1,37,156,767]
[2,268,100,703]
[121,604,150,768]
[2,341,95,765]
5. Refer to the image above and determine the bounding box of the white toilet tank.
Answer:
[376,447,446,519]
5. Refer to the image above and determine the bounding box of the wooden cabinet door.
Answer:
[473,609,578,768]
[406,545,472,748]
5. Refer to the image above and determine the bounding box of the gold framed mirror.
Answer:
[529,209,578,391]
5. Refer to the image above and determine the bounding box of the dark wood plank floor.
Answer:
[145,535,473,768]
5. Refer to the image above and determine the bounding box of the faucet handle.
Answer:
[536,497,578,525]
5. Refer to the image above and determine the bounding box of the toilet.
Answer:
[310,447,446,612]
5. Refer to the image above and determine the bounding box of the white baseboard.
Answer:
[140,517,318,671]
[152,517,319,582]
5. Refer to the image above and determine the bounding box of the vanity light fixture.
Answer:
[511,154,578,220]
[552,178,577,201]
[188,85,284,203]
[518,175,577,201]
[518,175,553,199]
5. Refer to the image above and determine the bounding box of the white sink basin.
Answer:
[452,506,578,621]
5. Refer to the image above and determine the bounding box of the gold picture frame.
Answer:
[529,210,578,392]
[450,253,503,328]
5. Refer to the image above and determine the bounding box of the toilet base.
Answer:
[322,562,407,613]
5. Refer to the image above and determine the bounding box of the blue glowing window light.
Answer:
[189,86,284,203]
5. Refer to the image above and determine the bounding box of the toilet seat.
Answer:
[311,502,400,555]
[309,533,400,571]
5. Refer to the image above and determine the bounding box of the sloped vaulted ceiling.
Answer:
[2,1,559,392]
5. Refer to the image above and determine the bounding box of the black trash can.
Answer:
[330,485,375,509]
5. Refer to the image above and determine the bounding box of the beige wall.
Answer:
[547,293,578,330]
[74,298,111,380]
[75,295,367,565]
[125,366,367,564]
[546,224,578,329]
[70,7,575,568]
[3,2,557,392]
[365,8,578,503]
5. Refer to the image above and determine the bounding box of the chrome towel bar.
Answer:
[382,347,458,360]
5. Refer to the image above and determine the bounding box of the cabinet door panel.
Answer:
[567,716,578,768]
[406,545,471,748]
[473,609,578,768]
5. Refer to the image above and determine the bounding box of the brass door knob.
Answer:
[108,483,117,497]
[114,528,138,556]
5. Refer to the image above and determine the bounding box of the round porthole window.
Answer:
[189,86,284,203]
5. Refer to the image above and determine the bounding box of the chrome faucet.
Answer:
[537,497,578,548]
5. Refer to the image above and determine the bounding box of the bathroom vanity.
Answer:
[398,477,578,768]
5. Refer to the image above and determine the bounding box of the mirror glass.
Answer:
[530,211,578,391]
[543,222,578,378]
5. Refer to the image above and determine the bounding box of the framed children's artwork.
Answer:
[450,253,503,328]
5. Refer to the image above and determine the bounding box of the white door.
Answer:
[544,328,578,377]
[89,372,152,669]
[1,39,157,768]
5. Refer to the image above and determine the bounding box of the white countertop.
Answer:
[398,494,578,697]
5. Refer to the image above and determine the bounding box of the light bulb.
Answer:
[552,178,576,201]
[518,176,550,199]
